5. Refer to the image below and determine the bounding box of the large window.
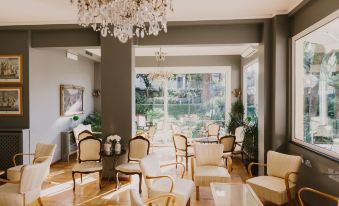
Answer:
[292,13,339,159]
[243,60,259,120]
[135,67,231,144]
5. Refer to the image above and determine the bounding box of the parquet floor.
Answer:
[29,147,249,206]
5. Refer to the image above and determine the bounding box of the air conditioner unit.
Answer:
[241,47,257,58]
[66,51,78,61]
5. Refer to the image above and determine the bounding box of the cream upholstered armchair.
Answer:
[173,134,194,172]
[232,126,245,160]
[130,188,176,206]
[7,143,56,181]
[298,187,339,206]
[206,123,220,139]
[246,151,302,205]
[193,143,231,200]
[115,136,150,193]
[0,160,49,206]
[140,153,194,206]
[72,136,102,191]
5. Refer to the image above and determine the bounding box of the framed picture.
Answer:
[0,87,23,116]
[60,84,84,116]
[0,55,23,84]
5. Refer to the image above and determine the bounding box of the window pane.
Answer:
[294,17,339,158]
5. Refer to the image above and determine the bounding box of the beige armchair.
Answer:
[246,151,302,205]
[193,143,231,200]
[219,135,236,158]
[130,188,176,206]
[72,136,102,191]
[232,126,245,160]
[140,153,194,206]
[206,123,220,139]
[7,143,56,181]
[115,136,150,193]
[298,187,339,206]
[173,134,194,172]
[0,160,49,206]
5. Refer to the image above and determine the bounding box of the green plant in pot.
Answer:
[226,100,245,134]
[243,116,259,174]
[83,112,102,132]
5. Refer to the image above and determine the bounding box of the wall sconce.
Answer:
[232,89,241,98]
[92,89,101,97]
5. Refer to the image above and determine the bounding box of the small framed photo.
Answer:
[0,87,23,116]
[0,55,23,84]
[60,84,84,116]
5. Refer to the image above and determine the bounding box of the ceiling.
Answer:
[0,0,303,26]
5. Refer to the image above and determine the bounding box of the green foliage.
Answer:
[243,117,258,162]
[226,100,245,134]
[72,115,80,121]
[135,89,152,115]
[304,114,312,143]
[83,112,102,132]
[146,108,163,122]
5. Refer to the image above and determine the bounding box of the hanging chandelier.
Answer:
[71,0,173,43]
[149,48,172,80]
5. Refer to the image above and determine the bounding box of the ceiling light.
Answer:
[71,0,173,43]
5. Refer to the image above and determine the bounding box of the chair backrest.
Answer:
[267,151,302,183]
[219,135,236,153]
[171,124,181,134]
[298,187,339,206]
[129,136,150,162]
[173,134,188,152]
[139,153,161,188]
[148,126,156,140]
[234,126,245,142]
[78,130,93,142]
[194,143,224,166]
[34,143,56,167]
[207,123,220,137]
[73,124,92,140]
[20,160,49,194]
[130,188,146,206]
[78,136,102,162]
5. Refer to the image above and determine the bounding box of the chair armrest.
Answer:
[0,178,20,184]
[33,155,52,164]
[146,175,175,193]
[298,187,339,206]
[225,156,233,173]
[285,172,299,204]
[12,153,35,166]
[161,162,185,178]
[144,193,176,206]
[248,162,267,177]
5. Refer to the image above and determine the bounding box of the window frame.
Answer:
[242,58,259,119]
[291,9,339,160]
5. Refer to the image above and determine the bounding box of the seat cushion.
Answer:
[7,165,23,181]
[222,152,232,158]
[194,166,230,186]
[72,161,102,173]
[0,183,23,206]
[246,176,295,205]
[150,177,194,206]
[116,163,141,173]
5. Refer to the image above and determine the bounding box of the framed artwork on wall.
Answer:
[60,84,84,116]
[0,55,23,84]
[0,87,23,116]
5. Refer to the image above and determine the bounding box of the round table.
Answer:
[101,150,126,182]
[193,137,219,144]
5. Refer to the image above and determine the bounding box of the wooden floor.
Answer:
[30,147,249,206]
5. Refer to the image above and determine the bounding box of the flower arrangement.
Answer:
[107,134,121,142]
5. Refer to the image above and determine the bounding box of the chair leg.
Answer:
[175,155,178,169]
[38,197,43,206]
[186,198,190,206]
[185,156,188,171]
[191,157,194,181]
[80,173,83,183]
[196,186,199,200]
[138,173,142,194]
[99,171,102,189]
[72,172,76,191]
[115,171,120,190]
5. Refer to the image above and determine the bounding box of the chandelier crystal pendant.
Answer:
[71,0,173,43]
[149,48,173,81]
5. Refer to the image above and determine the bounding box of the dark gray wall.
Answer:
[0,30,30,129]
[287,1,339,205]
[94,63,101,113]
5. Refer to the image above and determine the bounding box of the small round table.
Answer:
[193,137,219,144]
[101,150,126,182]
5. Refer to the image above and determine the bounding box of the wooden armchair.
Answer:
[298,187,339,206]
[130,188,176,206]
[246,151,302,205]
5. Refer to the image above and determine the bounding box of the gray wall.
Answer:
[136,55,241,103]
[29,48,95,162]
[94,63,101,113]
[287,1,339,205]
[0,30,30,129]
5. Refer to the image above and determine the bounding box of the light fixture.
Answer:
[148,48,172,81]
[71,0,174,43]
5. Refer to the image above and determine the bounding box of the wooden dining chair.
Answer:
[207,123,220,139]
[219,135,236,168]
[173,134,194,172]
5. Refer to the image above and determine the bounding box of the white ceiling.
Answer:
[0,0,303,26]
[134,44,256,56]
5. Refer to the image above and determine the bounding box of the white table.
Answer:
[211,183,263,206]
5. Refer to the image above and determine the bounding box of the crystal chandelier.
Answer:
[149,48,172,80]
[71,0,173,43]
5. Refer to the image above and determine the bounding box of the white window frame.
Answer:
[291,9,339,160]
[242,59,259,118]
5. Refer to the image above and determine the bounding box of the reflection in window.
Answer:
[243,60,258,121]
[294,17,339,158]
